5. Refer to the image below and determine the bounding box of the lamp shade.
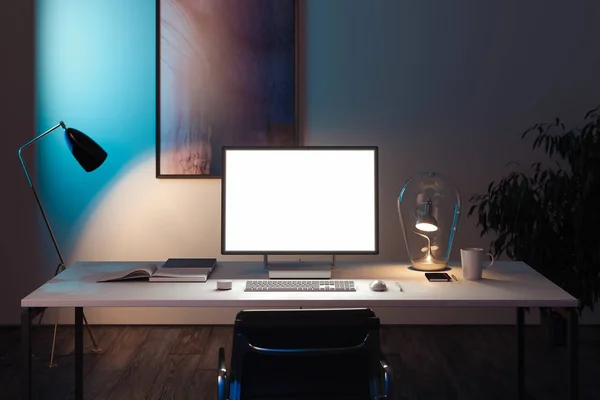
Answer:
[64,128,107,172]
[415,215,439,232]
[414,198,439,232]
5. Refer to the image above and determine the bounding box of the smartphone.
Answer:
[425,272,452,282]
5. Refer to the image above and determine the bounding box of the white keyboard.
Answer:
[245,280,356,292]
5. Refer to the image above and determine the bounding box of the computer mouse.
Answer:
[369,280,387,291]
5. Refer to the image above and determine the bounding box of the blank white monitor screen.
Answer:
[221,147,378,254]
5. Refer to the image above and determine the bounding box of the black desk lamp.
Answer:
[18,121,107,367]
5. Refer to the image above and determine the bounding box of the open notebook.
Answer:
[97,259,216,283]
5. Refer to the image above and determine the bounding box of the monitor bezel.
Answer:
[221,145,379,255]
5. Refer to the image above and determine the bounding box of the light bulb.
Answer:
[415,222,438,232]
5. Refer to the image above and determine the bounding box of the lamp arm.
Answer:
[18,122,64,186]
[18,122,67,267]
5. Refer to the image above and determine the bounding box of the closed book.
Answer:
[148,275,208,283]
[151,258,217,281]
[425,272,452,282]
[160,258,216,272]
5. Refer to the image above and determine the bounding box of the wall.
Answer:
[2,0,600,324]
[0,1,39,325]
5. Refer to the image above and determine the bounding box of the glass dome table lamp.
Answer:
[397,172,461,271]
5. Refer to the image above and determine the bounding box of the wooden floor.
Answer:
[1,324,598,400]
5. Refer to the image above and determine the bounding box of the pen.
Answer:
[451,274,458,281]
[395,282,403,292]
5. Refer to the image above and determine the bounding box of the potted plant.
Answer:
[468,105,600,345]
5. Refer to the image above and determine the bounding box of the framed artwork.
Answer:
[156,0,299,178]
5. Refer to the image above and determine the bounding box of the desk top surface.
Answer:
[21,261,578,308]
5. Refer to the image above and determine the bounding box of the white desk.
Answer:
[21,261,579,399]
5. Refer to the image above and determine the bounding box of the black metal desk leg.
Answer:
[74,307,83,400]
[568,308,578,400]
[517,307,525,400]
[22,308,32,400]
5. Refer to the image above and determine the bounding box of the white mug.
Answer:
[460,248,494,280]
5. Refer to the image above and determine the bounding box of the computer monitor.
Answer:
[221,146,379,256]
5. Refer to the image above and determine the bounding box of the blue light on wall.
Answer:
[35,0,155,261]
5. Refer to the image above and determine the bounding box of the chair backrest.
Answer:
[229,308,383,400]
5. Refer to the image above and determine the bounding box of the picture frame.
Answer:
[156,0,299,178]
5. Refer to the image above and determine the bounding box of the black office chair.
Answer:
[217,308,391,400]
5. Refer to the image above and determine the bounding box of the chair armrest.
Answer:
[217,347,229,400]
[379,358,392,399]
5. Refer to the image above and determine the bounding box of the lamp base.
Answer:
[410,256,448,271]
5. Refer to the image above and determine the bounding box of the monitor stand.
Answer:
[264,255,336,279]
